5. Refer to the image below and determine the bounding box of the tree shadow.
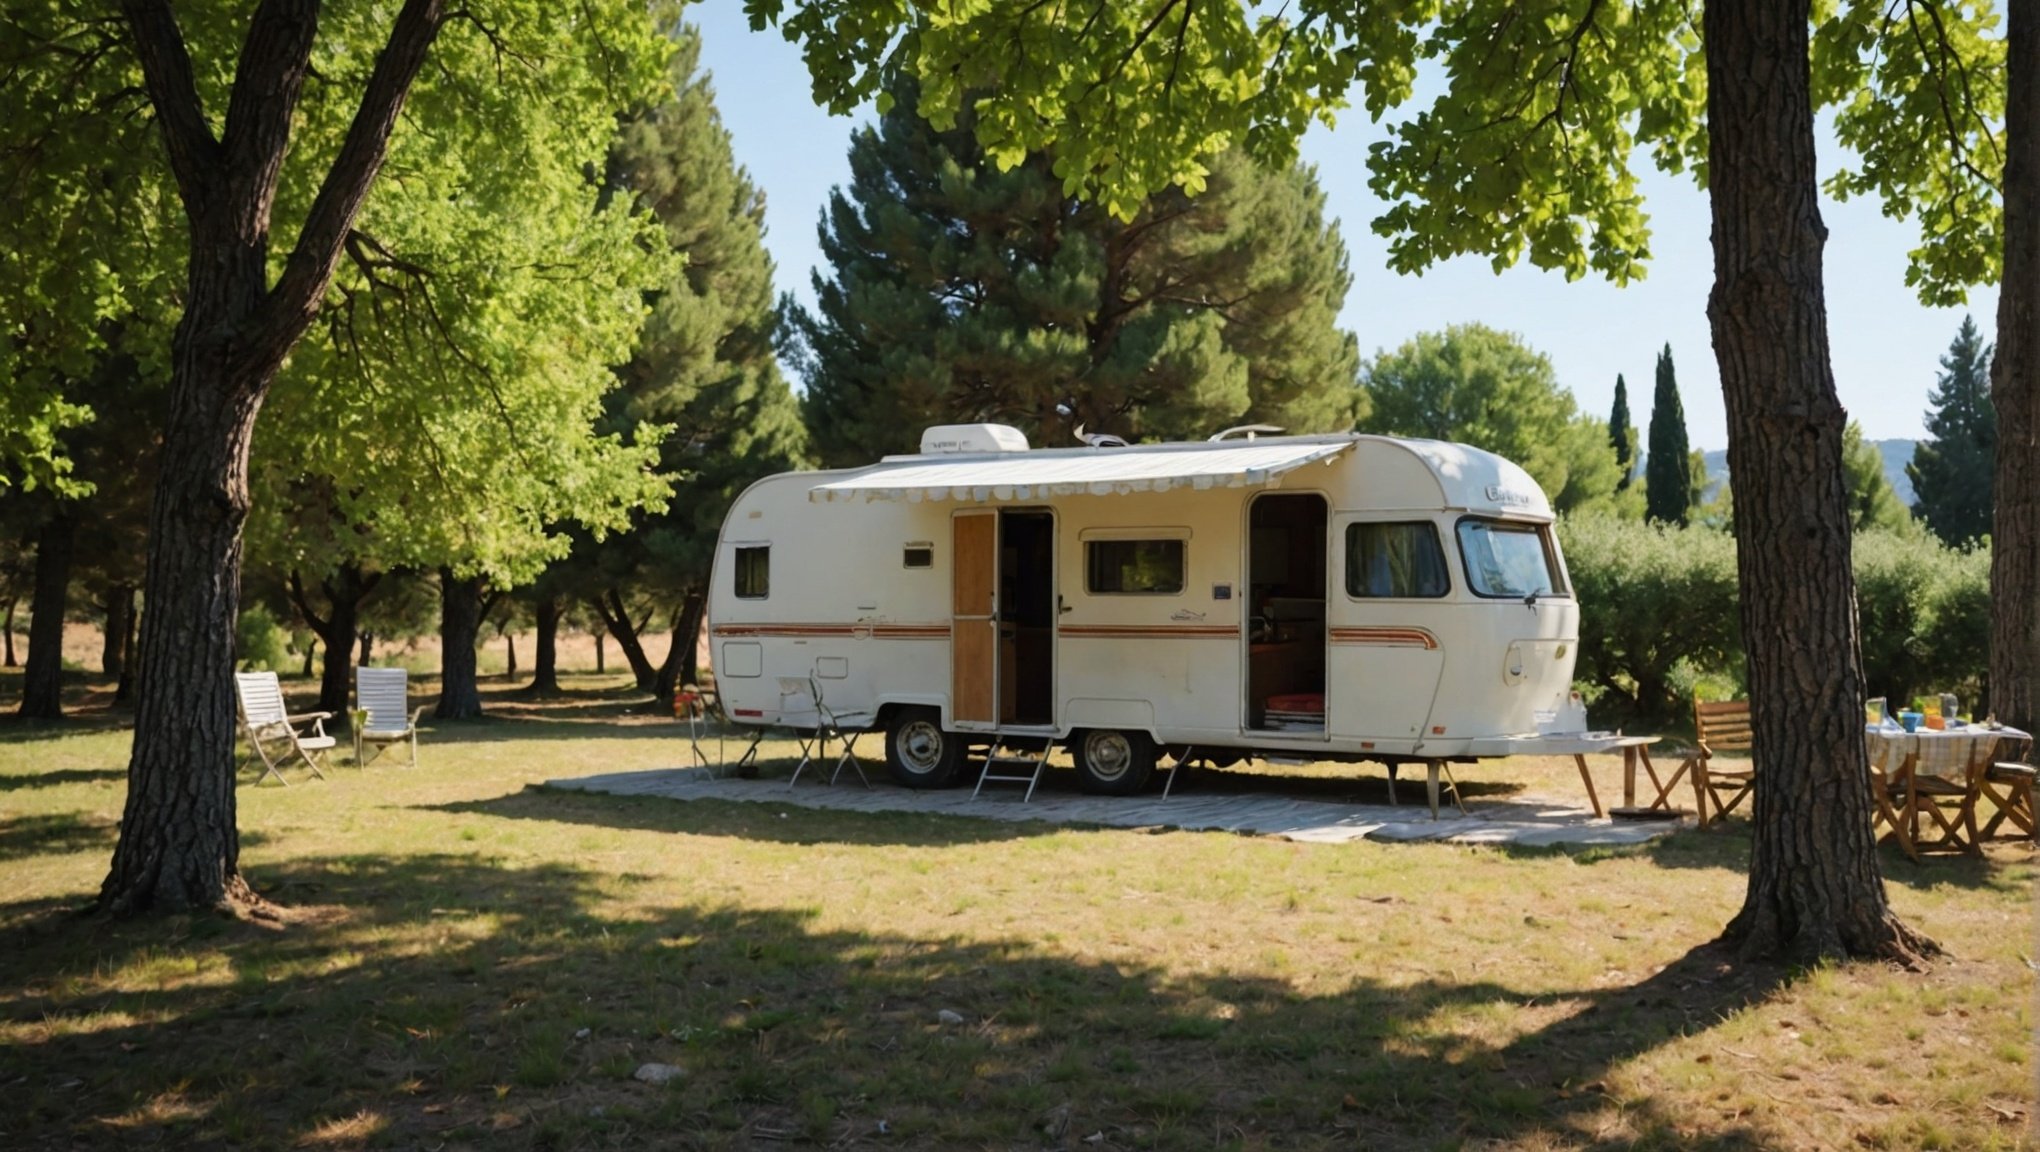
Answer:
[1628,820,2028,894]
[0,849,1794,1151]
[0,767,128,792]
[0,811,118,863]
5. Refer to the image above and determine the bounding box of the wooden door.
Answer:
[951,511,998,726]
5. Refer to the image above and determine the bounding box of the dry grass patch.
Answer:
[0,671,2032,1150]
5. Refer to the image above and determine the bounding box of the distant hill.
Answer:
[1699,439,1916,507]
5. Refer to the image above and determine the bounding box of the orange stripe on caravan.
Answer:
[1328,627,1439,650]
[1059,625,1236,639]
[711,624,948,639]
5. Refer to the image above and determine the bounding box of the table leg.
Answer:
[1574,753,1605,817]
[1426,762,1440,819]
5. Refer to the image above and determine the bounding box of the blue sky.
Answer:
[692,5,1997,451]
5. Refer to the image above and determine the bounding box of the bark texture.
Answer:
[434,569,487,719]
[1703,0,1932,963]
[100,0,446,914]
[525,595,562,695]
[19,513,75,720]
[1993,0,2039,737]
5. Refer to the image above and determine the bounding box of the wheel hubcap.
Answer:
[900,721,944,772]
[1084,732,1132,780]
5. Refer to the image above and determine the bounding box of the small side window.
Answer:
[903,546,933,569]
[1345,522,1450,598]
[734,545,769,599]
[1086,539,1185,595]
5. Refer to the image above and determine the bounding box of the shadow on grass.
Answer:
[1623,819,2029,895]
[0,849,1792,1151]
[0,767,127,792]
[0,811,118,863]
[429,786,1059,849]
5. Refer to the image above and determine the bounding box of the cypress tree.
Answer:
[1645,344,1694,526]
[790,76,1361,466]
[1609,373,1635,491]
[1906,315,1996,545]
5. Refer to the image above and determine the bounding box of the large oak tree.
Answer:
[5,0,670,913]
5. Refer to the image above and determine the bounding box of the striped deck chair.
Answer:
[235,671,335,785]
[353,666,425,768]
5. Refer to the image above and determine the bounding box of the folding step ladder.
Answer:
[971,738,1057,802]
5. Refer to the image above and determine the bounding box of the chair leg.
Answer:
[253,741,290,787]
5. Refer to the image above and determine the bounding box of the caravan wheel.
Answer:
[1076,729,1155,795]
[886,707,962,788]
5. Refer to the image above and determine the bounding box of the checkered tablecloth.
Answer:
[1865,726,2032,780]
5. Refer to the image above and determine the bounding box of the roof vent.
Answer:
[918,423,1030,454]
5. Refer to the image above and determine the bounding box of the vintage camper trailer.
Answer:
[707,424,1584,795]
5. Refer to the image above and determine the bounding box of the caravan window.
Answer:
[1086,539,1185,594]
[1345,522,1450,598]
[733,546,770,599]
[1455,519,1565,599]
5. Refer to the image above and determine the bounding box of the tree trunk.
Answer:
[19,513,76,720]
[1993,0,2038,738]
[654,589,706,704]
[358,629,374,666]
[525,595,562,695]
[102,584,135,679]
[290,565,379,715]
[1703,0,1932,964]
[434,568,486,719]
[592,588,657,690]
[99,0,449,915]
[503,631,517,680]
[594,630,605,673]
[114,597,139,706]
[3,597,16,667]
[300,638,316,678]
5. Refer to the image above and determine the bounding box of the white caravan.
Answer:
[708,424,1585,794]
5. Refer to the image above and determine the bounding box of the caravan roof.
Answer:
[806,432,1550,517]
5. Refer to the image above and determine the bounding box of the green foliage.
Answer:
[1853,529,1992,710]
[1561,517,1995,726]
[1358,324,1622,515]
[548,22,810,641]
[1558,515,1742,728]
[1842,421,1914,534]
[235,605,292,674]
[1815,1,2006,306]
[1906,315,1997,545]
[1644,344,1692,527]
[791,74,1360,465]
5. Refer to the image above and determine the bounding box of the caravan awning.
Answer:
[808,440,1355,504]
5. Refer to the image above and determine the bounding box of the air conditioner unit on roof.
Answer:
[918,423,1030,454]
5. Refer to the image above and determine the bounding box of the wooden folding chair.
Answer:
[1688,698,1756,828]
[1904,755,1985,855]
[1980,761,2037,843]
[1868,749,1919,860]
[235,671,336,785]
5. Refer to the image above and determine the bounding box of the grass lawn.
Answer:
[0,671,2032,1150]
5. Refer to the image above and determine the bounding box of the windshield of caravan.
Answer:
[1456,519,1565,599]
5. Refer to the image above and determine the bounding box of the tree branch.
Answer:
[117,0,221,212]
[220,0,321,225]
[256,0,448,375]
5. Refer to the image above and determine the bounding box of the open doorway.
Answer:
[999,509,1056,726]
[1245,493,1328,731]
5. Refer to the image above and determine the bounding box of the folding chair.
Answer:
[786,675,872,789]
[1867,747,1919,860]
[235,671,336,785]
[1904,755,1985,855]
[1978,734,2034,843]
[674,683,721,771]
[1687,699,1757,828]
[353,666,424,768]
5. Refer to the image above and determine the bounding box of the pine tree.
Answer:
[1645,344,1694,527]
[1906,316,1996,546]
[560,25,809,698]
[790,76,1361,466]
[1609,374,1635,491]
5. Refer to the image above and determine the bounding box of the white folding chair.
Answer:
[786,675,873,788]
[353,666,425,767]
[235,671,336,785]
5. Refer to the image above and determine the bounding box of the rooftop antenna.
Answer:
[1208,423,1286,442]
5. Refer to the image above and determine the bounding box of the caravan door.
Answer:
[1328,515,1450,749]
[950,510,998,728]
